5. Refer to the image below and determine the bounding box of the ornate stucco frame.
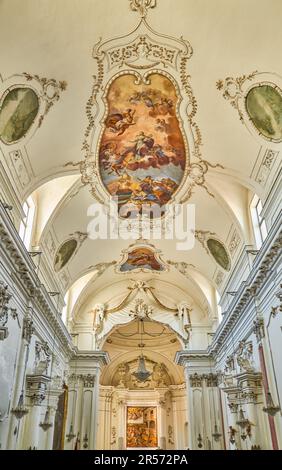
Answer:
[77,8,223,222]
[0,73,66,147]
[217,71,282,145]
[116,239,168,274]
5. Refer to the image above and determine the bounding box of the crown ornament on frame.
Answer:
[129,0,157,17]
[65,0,224,223]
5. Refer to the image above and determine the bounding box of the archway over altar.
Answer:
[98,319,187,450]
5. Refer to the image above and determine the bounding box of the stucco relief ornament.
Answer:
[129,0,157,18]
[117,363,130,388]
[93,303,106,334]
[225,355,235,374]
[167,260,195,276]
[216,71,257,122]
[70,0,225,228]
[217,71,282,143]
[236,340,254,372]
[34,341,51,374]
[130,298,153,319]
[22,73,67,128]
[176,301,192,340]
[0,281,19,340]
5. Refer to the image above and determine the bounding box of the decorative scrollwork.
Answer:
[23,72,67,127]
[216,71,257,122]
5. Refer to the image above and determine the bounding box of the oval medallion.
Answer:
[54,239,78,272]
[99,73,187,217]
[0,87,39,144]
[207,238,231,271]
[246,85,282,141]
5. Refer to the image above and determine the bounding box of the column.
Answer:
[66,350,109,450]
[158,389,167,449]
[45,406,57,449]
[116,390,127,450]
[175,351,224,450]
[22,374,50,449]
[44,387,63,450]
[7,316,34,450]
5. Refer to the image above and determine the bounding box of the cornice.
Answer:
[0,202,74,357]
[174,350,212,366]
[72,349,110,367]
[175,211,281,365]
[209,210,281,356]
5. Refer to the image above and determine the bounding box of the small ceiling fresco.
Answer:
[245,84,282,141]
[206,238,231,272]
[53,232,88,273]
[195,230,231,272]
[99,73,186,216]
[217,71,282,143]
[117,241,167,273]
[0,87,39,144]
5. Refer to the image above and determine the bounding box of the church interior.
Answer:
[0,0,281,451]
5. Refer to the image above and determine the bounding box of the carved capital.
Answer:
[228,402,239,413]
[80,374,96,388]
[189,373,203,387]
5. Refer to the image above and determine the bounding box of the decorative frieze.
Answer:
[228,229,241,258]
[9,150,31,190]
[255,149,278,185]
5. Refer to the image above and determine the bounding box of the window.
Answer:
[216,290,223,324]
[250,195,267,249]
[19,196,35,249]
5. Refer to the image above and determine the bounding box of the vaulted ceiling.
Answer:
[0,0,281,326]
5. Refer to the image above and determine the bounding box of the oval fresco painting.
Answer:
[120,247,165,272]
[99,73,186,217]
[54,238,78,273]
[245,85,282,141]
[207,238,231,271]
[0,87,39,144]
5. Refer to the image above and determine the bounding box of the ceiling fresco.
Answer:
[99,73,186,216]
[119,247,165,272]
[0,87,39,144]
[217,71,282,143]
[245,84,282,142]
[0,0,280,314]
[53,232,88,273]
